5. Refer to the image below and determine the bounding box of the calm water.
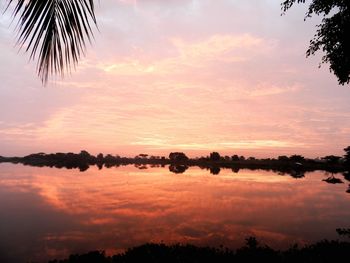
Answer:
[0,163,349,262]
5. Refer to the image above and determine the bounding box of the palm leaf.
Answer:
[7,0,97,84]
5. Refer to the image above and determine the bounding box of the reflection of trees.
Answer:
[323,175,344,184]
[210,166,221,175]
[105,163,116,168]
[78,164,89,172]
[289,170,305,179]
[135,164,148,170]
[169,165,188,174]
[231,167,240,173]
[5,149,350,180]
[343,171,350,182]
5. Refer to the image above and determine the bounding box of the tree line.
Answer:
[1,146,350,173]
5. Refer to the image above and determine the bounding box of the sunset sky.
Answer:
[0,0,349,158]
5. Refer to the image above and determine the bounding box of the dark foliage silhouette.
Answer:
[209,166,221,175]
[6,0,97,84]
[231,154,240,161]
[209,152,221,161]
[1,148,350,180]
[336,228,350,238]
[289,170,305,179]
[344,146,350,166]
[232,167,240,173]
[278,155,289,162]
[48,238,350,263]
[343,170,350,181]
[289,154,305,162]
[135,164,148,170]
[169,164,188,174]
[322,155,342,165]
[323,175,344,184]
[169,152,189,162]
[282,0,350,85]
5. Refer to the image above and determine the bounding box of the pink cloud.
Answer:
[0,0,349,157]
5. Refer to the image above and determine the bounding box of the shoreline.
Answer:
[0,151,349,176]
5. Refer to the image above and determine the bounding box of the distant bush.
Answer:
[48,238,350,263]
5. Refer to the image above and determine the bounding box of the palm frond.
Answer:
[7,0,97,84]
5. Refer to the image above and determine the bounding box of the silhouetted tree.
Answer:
[96,153,104,169]
[322,155,342,165]
[344,146,350,166]
[289,155,305,162]
[224,155,231,161]
[6,0,97,84]
[336,228,350,238]
[245,237,259,249]
[79,150,91,158]
[209,152,221,161]
[49,240,350,263]
[282,0,350,84]
[104,154,116,163]
[169,152,189,162]
[278,155,289,162]
[231,155,240,161]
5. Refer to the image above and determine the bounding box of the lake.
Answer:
[0,163,349,262]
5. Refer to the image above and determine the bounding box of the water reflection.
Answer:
[0,164,349,262]
[169,165,188,174]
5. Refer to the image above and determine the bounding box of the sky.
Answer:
[0,0,349,158]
